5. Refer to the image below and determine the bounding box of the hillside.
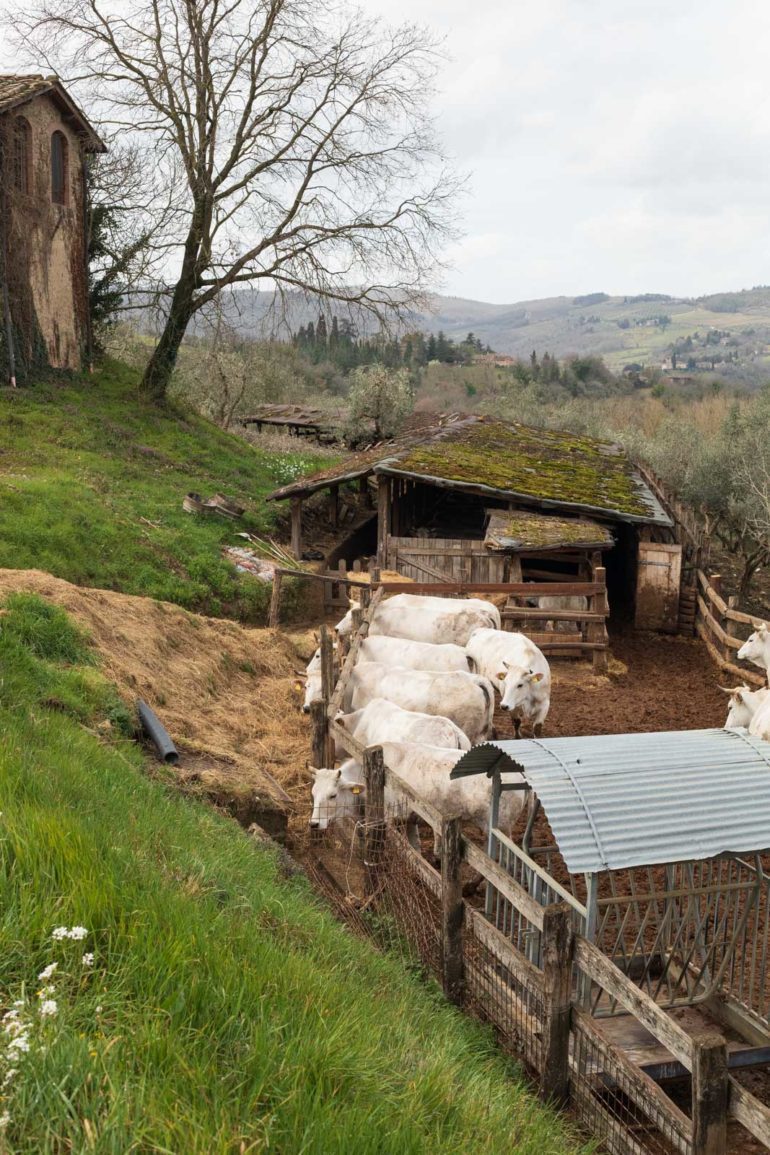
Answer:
[0,361,331,622]
[199,285,770,387]
[0,590,587,1153]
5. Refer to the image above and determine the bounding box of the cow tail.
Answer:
[477,677,495,737]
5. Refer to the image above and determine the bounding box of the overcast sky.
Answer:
[361,0,770,303]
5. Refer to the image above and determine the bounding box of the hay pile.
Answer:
[0,570,313,833]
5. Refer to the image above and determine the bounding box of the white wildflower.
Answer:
[3,1019,24,1038]
[38,963,58,981]
[51,927,69,941]
[0,1111,10,1129]
[12,1001,25,1009]
[95,1005,103,1014]
[67,927,88,941]
[38,986,55,998]
[81,953,94,968]
[39,1000,57,1018]
[2,1068,17,1087]
[2,1011,19,1024]
[8,1035,30,1053]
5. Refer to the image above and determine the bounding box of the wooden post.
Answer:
[320,625,335,766]
[441,815,465,1006]
[591,565,609,675]
[329,485,340,529]
[377,477,392,566]
[539,903,573,1106]
[268,569,283,628]
[290,496,303,559]
[363,746,386,899]
[692,1033,728,1155]
[310,699,326,769]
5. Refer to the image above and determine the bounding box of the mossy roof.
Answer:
[484,510,614,552]
[266,416,672,526]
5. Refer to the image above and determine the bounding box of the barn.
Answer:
[266,415,683,642]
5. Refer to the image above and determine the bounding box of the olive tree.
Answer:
[347,364,413,441]
[16,0,458,403]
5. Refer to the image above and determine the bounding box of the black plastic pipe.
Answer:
[137,700,179,764]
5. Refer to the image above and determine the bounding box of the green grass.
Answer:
[0,362,331,621]
[0,594,588,1154]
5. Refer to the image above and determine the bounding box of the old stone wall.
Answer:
[1,93,89,376]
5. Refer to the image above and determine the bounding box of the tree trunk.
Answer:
[739,553,763,603]
[140,287,196,403]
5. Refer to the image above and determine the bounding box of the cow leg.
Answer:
[512,715,522,739]
[533,722,544,738]
[406,815,421,852]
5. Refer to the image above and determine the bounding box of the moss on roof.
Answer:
[266,416,663,523]
[484,510,613,552]
[394,421,651,518]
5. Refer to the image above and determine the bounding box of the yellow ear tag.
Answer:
[497,671,506,680]
[352,786,362,795]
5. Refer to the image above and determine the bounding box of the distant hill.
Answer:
[162,284,770,387]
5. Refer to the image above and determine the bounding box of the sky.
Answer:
[361,0,770,303]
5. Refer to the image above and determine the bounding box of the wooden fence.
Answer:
[695,570,769,688]
[310,606,770,1155]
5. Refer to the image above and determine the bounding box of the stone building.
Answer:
[0,75,106,382]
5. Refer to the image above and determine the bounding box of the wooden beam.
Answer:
[377,476,392,565]
[290,496,302,559]
[363,747,386,899]
[377,581,605,596]
[692,1033,728,1155]
[539,903,573,1106]
[329,485,339,529]
[441,815,465,1007]
[729,1076,770,1148]
[268,569,283,628]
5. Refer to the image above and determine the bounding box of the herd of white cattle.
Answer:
[301,594,770,844]
[303,592,550,838]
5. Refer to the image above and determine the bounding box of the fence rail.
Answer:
[695,570,769,687]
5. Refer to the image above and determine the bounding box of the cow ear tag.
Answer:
[352,785,362,794]
[497,671,506,681]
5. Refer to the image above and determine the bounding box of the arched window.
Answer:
[51,131,68,205]
[13,117,31,194]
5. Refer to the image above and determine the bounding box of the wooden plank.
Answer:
[635,541,682,632]
[290,496,302,559]
[268,569,283,627]
[695,621,766,687]
[273,567,370,588]
[464,840,545,930]
[364,747,386,899]
[501,607,607,623]
[572,1009,693,1152]
[377,581,604,595]
[729,1076,770,1147]
[697,595,741,650]
[329,718,365,759]
[698,570,728,615]
[725,605,770,629]
[705,993,770,1047]
[377,477,391,565]
[692,1034,728,1155]
[464,905,545,993]
[574,937,693,1069]
[441,815,465,1006]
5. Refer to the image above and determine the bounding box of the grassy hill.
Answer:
[0,361,330,621]
[0,591,587,1154]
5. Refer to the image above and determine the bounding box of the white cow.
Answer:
[301,647,339,714]
[346,662,495,745]
[720,685,770,729]
[335,593,500,646]
[749,694,770,742]
[335,698,471,753]
[467,628,551,737]
[359,635,470,672]
[737,625,770,678]
[530,594,588,633]
[309,759,363,830]
[309,743,525,840]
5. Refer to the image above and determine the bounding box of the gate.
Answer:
[635,542,682,632]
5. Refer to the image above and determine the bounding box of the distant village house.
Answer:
[0,75,105,383]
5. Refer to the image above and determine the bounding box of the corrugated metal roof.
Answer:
[450,729,770,873]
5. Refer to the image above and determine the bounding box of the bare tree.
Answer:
[16,0,459,402]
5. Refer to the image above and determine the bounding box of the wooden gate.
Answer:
[635,541,682,632]
[386,536,520,584]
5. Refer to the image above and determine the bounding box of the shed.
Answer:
[266,415,680,633]
[451,729,770,1063]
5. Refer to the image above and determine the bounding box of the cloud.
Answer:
[362,0,770,301]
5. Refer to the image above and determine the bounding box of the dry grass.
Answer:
[0,570,314,820]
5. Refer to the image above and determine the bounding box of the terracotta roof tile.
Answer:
[0,74,106,151]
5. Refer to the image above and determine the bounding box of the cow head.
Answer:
[497,662,545,713]
[309,767,364,829]
[737,624,770,670]
[335,609,354,638]
[720,684,766,729]
[302,672,323,713]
